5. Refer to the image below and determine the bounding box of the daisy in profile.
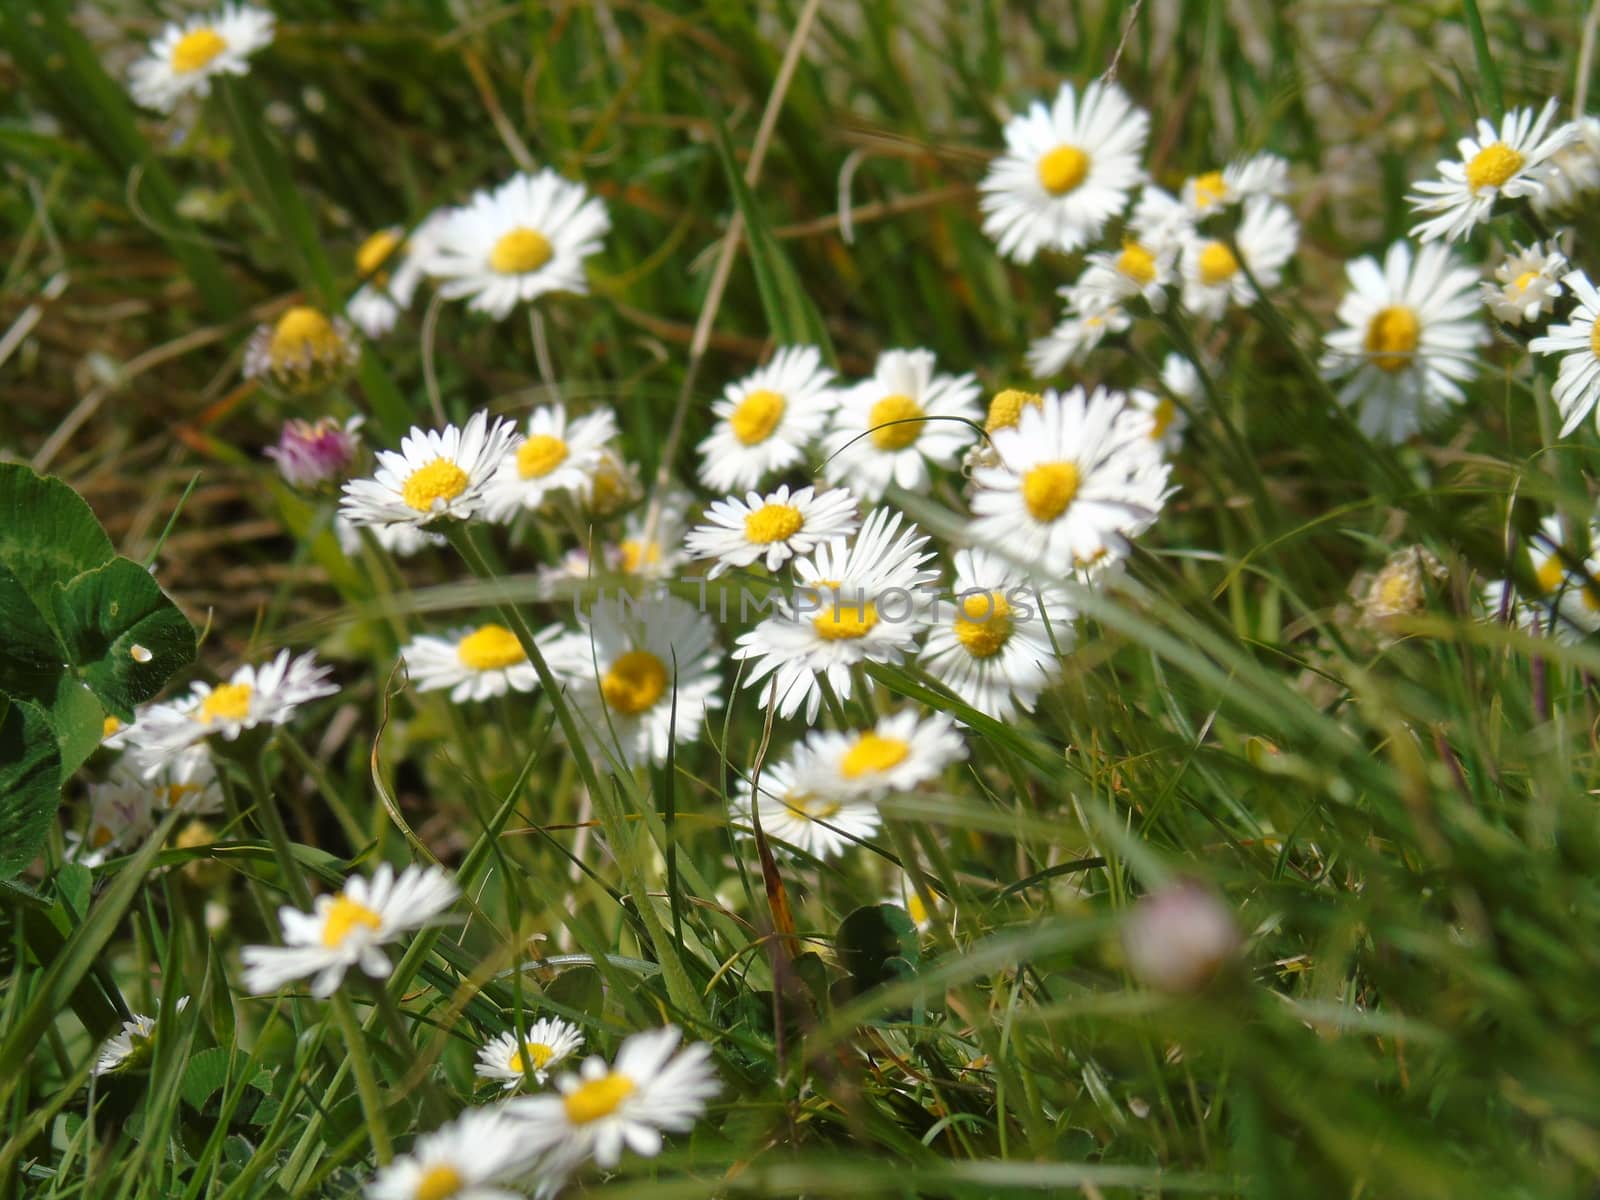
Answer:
[505,1026,719,1177]
[551,593,722,769]
[483,404,619,520]
[1320,240,1486,442]
[802,710,967,798]
[968,387,1170,577]
[697,347,837,494]
[347,213,447,339]
[475,1017,585,1091]
[93,998,189,1076]
[366,1108,533,1200]
[1132,355,1204,453]
[1179,197,1299,320]
[1483,513,1600,644]
[1481,241,1567,326]
[822,349,981,500]
[685,484,859,578]
[922,548,1074,720]
[240,863,458,998]
[128,3,274,113]
[427,169,610,319]
[980,80,1150,262]
[1028,299,1130,377]
[1533,116,1600,216]
[1531,270,1600,436]
[734,508,938,723]
[1409,100,1574,242]
[1180,153,1290,217]
[334,515,445,560]
[339,411,518,530]
[730,753,882,860]
[885,869,940,931]
[611,499,691,579]
[243,306,360,396]
[400,622,564,703]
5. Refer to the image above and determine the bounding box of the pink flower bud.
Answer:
[1122,881,1240,994]
[265,416,363,489]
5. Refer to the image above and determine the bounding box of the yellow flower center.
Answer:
[91,824,115,849]
[196,682,252,724]
[1037,144,1091,196]
[953,591,1014,658]
[1021,461,1081,522]
[985,389,1043,433]
[157,782,202,809]
[840,733,912,779]
[517,434,569,479]
[563,1072,636,1124]
[102,715,123,739]
[1363,305,1420,373]
[414,1164,464,1200]
[812,595,878,640]
[456,624,526,671]
[321,894,383,949]
[618,539,659,574]
[729,389,786,445]
[508,1042,555,1074]
[1197,241,1239,286]
[1117,240,1157,285]
[171,27,227,73]
[1375,569,1421,614]
[1536,553,1567,595]
[268,306,341,369]
[905,890,928,926]
[789,791,841,820]
[1190,169,1228,209]
[744,503,805,544]
[490,227,553,275]
[1151,397,1178,440]
[1464,142,1524,193]
[356,229,403,285]
[1592,321,1600,357]
[401,458,470,513]
[600,650,668,714]
[1512,270,1540,294]
[868,393,924,450]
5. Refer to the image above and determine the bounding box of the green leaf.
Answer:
[0,701,62,881]
[0,463,114,611]
[835,904,921,991]
[544,965,604,1020]
[55,861,91,921]
[47,675,105,781]
[0,563,69,707]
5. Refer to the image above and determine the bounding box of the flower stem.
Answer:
[329,991,393,1165]
[242,743,313,910]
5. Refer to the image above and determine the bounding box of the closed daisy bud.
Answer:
[243,306,360,396]
[265,416,363,489]
[1121,881,1241,994]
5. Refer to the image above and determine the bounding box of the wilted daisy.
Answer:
[734,508,937,723]
[400,622,564,703]
[1409,100,1573,243]
[128,3,274,113]
[92,998,188,1076]
[243,306,360,396]
[1180,152,1290,217]
[802,710,967,798]
[265,416,363,489]
[240,863,458,998]
[685,484,859,578]
[1481,241,1567,326]
[696,346,837,494]
[968,387,1170,577]
[1320,240,1486,442]
[475,1017,585,1091]
[1179,197,1298,320]
[427,169,610,319]
[731,753,881,860]
[551,593,722,768]
[366,1108,533,1200]
[585,448,645,519]
[339,411,519,530]
[922,548,1074,720]
[1028,299,1131,377]
[483,404,619,520]
[979,80,1149,262]
[505,1026,719,1176]
[346,213,446,339]
[822,349,980,500]
[611,500,691,579]
[1359,544,1446,632]
[1533,116,1600,216]
[1530,270,1600,436]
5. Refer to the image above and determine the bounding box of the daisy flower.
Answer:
[68,776,153,868]
[696,346,837,494]
[1484,514,1600,644]
[1531,270,1600,436]
[92,998,188,1076]
[1074,238,1176,312]
[475,1017,585,1091]
[922,548,1074,720]
[1028,299,1130,378]
[400,622,564,703]
[979,80,1150,262]
[347,213,447,339]
[550,593,722,769]
[1128,185,1195,255]
[801,709,967,798]
[483,404,619,521]
[1533,116,1600,216]
[1180,152,1290,217]
[366,1108,534,1200]
[334,515,446,560]
[611,499,691,580]
[684,484,859,578]
[885,869,939,931]
[140,745,223,818]
[1409,100,1574,242]
[1481,241,1567,326]
[733,508,938,723]
[968,387,1170,577]
[586,448,645,518]
[243,306,360,396]
[339,411,519,530]
[504,1026,719,1176]
[128,3,274,113]
[729,752,882,860]
[1179,197,1299,320]
[240,863,459,998]
[265,416,363,489]
[427,169,610,319]
[1320,240,1486,442]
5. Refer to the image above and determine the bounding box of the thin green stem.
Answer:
[1461,0,1505,120]
[328,992,393,1165]
[242,744,313,909]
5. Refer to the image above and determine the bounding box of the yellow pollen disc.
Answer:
[1363,305,1420,373]
[1197,241,1239,286]
[1191,169,1228,209]
[1117,240,1157,285]
[868,393,924,450]
[1464,141,1524,193]
[744,503,804,544]
[490,227,553,275]
[1536,554,1567,595]
[91,824,115,849]
[619,539,660,574]
[953,591,1014,658]
[102,716,122,739]
[402,458,470,513]
[457,624,526,671]
[1037,144,1091,196]
[1021,461,1081,522]
[790,792,841,820]
[1150,398,1177,440]
[158,782,201,809]
[840,733,912,779]
[1583,580,1600,612]
[171,27,227,73]
[812,597,878,640]
[355,229,403,285]
[986,389,1043,433]
[563,1072,636,1124]
[196,682,252,724]
[1512,270,1540,294]
[1375,570,1420,613]
[321,894,383,949]
[600,650,668,714]
[269,306,340,368]
[414,1164,464,1200]
[729,389,786,445]
[508,1042,555,1073]
[906,890,928,926]
[517,434,569,479]
[1592,321,1600,357]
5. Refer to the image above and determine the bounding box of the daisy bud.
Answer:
[265,416,363,489]
[243,305,360,396]
[1121,881,1241,994]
